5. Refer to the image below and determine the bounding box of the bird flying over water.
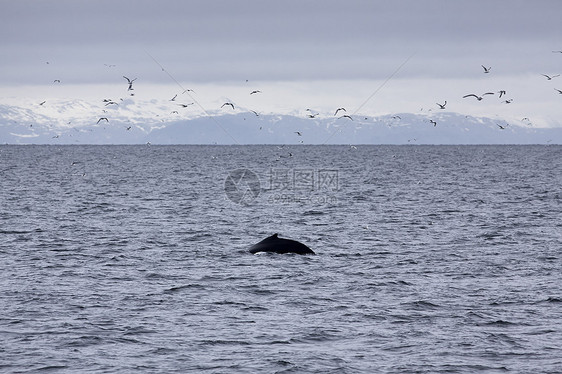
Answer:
[39,101,46,106]
[97,117,109,124]
[555,88,562,94]
[496,123,507,130]
[481,65,491,73]
[339,115,353,121]
[542,74,560,80]
[250,90,261,95]
[463,92,495,101]
[436,101,447,109]
[498,90,506,98]
[429,120,437,126]
[177,103,194,107]
[295,131,302,136]
[221,102,235,109]
[170,94,177,101]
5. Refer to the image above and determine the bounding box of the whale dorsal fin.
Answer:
[267,233,278,240]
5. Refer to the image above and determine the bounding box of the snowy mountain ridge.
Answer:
[1,97,560,144]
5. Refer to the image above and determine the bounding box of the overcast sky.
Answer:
[1,0,562,127]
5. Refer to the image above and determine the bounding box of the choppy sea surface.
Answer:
[1,144,561,374]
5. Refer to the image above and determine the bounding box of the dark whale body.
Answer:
[249,234,315,255]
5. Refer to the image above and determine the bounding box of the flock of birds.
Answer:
[424,61,561,129]
[29,50,562,141]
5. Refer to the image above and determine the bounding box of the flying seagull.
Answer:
[295,131,302,136]
[498,90,506,98]
[250,110,259,116]
[429,119,437,126]
[496,123,507,130]
[481,65,491,73]
[542,74,560,80]
[39,101,46,106]
[462,92,495,101]
[502,99,513,104]
[250,90,261,95]
[555,88,562,94]
[97,117,109,124]
[339,115,353,121]
[334,107,346,116]
[177,103,194,107]
[436,101,447,109]
[123,76,137,91]
[170,94,177,101]
[221,102,235,109]
[53,79,60,83]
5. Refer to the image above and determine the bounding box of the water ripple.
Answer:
[1,145,561,373]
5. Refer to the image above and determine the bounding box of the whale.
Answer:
[249,234,315,255]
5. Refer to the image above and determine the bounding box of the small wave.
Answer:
[144,272,167,279]
[438,364,508,372]
[403,300,441,310]
[481,319,518,326]
[122,326,157,336]
[386,280,412,286]
[163,284,205,293]
[242,305,269,312]
[303,210,326,216]
[198,339,251,346]
[478,230,504,240]
[112,336,143,344]
[533,296,562,304]
[35,365,69,372]
[65,335,104,348]
[146,347,178,355]
[289,329,341,343]
[0,228,43,234]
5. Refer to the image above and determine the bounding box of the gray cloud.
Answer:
[1,0,561,85]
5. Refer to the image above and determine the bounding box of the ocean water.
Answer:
[1,144,561,373]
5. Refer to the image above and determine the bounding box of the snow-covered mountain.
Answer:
[1,98,560,144]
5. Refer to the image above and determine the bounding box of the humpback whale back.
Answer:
[249,234,315,255]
